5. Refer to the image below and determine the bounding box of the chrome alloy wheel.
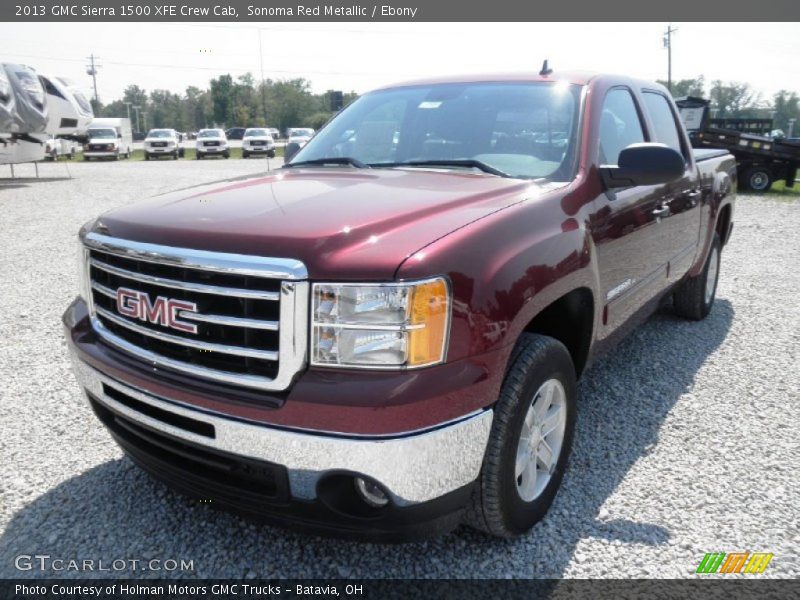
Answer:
[515,378,567,502]
[705,246,719,305]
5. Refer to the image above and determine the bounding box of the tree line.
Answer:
[657,76,800,134]
[95,73,800,136]
[96,74,357,133]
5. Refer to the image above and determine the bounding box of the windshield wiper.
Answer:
[284,157,369,169]
[376,159,510,178]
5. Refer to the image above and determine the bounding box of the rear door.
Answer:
[591,87,673,335]
[640,90,703,284]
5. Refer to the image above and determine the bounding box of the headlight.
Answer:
[311,278,450,368]
[76,232,91,302]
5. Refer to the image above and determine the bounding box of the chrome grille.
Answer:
[82,232,308,392]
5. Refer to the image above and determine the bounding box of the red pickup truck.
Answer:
[64,71,735,541]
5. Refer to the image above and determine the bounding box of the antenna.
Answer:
[539,60,553,76]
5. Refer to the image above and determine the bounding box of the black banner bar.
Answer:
[3,579,799,600]
[3,0,800,22]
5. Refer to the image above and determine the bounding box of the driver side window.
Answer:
[599,88,645,165]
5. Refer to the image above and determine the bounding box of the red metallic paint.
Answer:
[68,73,735,435]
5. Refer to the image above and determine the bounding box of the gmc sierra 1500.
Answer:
[64,71,735,541]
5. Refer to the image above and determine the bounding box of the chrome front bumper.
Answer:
[70,351,493,506]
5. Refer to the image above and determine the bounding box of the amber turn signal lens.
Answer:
[407,278,449,367]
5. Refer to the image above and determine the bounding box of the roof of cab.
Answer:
[372,70,599,91]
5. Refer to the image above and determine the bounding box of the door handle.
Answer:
[684,188,702,207]
[652,204,671,218]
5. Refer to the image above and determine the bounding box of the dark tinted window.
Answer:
[292,82,582,180]
[642,92,683,155]
[40,76,66,100]
[599,88,645,165]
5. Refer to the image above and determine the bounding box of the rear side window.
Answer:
[599,88,645,165]
[642,92,684,156]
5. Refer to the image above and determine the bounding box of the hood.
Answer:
[146,137,175,142]
[92,167,549,280]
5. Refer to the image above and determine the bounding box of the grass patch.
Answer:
[769,180,800,195]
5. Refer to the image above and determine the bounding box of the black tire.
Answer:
[144,153,150,161]
[196,153,203,160]
[673,234,721,321]
[267,150,276,159]
[242,151,249,159]
[223,151,230,159]
[742,167,773,192]
[464,334,576,538]
[85,156,92,162]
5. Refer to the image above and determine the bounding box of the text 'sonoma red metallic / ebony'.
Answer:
[64,70,736,541]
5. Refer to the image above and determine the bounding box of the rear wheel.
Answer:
[742,166,773,192]
[673,234,721,320]
[464,334,576,537]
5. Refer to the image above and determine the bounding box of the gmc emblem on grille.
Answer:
[116,287,199,334]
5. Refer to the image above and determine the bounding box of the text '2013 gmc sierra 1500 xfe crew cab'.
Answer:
[64,70,735,541]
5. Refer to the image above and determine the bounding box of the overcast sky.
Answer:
[1,22,797,103]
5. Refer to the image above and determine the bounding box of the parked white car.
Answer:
[144,128,182,160]
[84,118,133,161]
[287,127,314,147]
[44,135,81,160]
[242,128,276,158]
[195,128,229,159]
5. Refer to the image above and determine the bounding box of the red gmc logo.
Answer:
[116,287,198,334]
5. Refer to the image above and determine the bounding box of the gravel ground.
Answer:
[0,160,798,579]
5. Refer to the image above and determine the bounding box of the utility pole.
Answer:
[124,101,132,125]
[257,29,268,126]
[663,25,678,93]
[85,53,102,105]
[132,105,141,132]
[141,111,148,132]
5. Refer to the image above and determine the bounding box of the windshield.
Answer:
[289,128,314,137]
[245,129,268,137]
[291,81,581,180]
[88,128,116,139]
[198,130,222,138]
[148,130,173,138]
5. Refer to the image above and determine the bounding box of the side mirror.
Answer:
[601,143,685,188]
[284,141,302,162]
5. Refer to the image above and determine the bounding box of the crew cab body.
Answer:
[195,128,229,159]
[143,128,182,160]
[64,72,735,541]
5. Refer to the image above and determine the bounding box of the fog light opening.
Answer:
[354,477,389,508]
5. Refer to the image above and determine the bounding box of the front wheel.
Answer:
[673,234,721,320]
[465,334,576,537]
[144,153,150,161]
